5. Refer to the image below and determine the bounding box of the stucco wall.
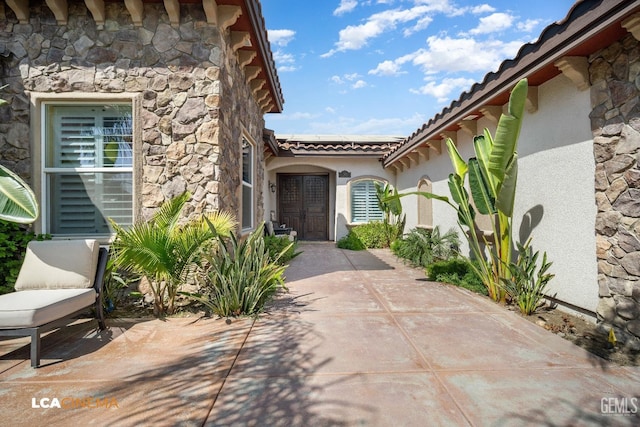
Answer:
[0,1,265,233]
[515,76,597,312]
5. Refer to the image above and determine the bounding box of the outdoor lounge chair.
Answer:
[0,239,108,367]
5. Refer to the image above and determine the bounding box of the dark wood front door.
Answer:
[278,174,329,240]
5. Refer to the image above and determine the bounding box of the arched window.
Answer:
[417,178,433,228]
[350,179,384,223]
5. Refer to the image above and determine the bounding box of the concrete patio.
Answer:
[0,242,639,426]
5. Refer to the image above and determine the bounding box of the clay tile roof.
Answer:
[276,134,404,157]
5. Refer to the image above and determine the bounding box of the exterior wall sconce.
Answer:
[269,181,276,193]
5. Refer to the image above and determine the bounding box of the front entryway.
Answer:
[278,174,329,240]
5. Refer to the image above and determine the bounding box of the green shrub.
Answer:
[0,220,50,294]
[103,251,139,314]
[500,240,555,315]
[392,226,459,268]
[264,235,302,265]
[186,224,288,317]
[427,258,487,296]
[337,231,366,250]
[338,221,397,250]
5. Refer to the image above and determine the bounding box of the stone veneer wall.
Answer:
[591,34,640,350]
[0,1,265,227]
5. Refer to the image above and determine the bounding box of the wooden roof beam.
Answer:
[203,0,242,30]
[231,31,250,53]
[458,119,477,137]
[5,0,29,24]
[238,50,257,68]
[440,131,456,146]
[163,0,180,27]
[479,105,503,125]
[622,12,640,41]
[244,65,261,82]
[555,56,589,91]
[124,0,144,26]
[84,0,105,27]
[426,139,441,154]
[250,79,266,95]
[416,146,430,162]
[45,0,68,25]
[526,86,538,113]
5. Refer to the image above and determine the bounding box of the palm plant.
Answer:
[0,164,39,224]
[109,192,236,316]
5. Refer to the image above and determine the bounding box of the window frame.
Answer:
[349,178,385,223]
[32,93,140,239]
[241,134,255,232]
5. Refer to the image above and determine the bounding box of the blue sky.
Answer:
[261,0,577,136]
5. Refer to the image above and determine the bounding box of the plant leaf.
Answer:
[0,164,39,223]
[496,153,518,216]
[468,158,496,215]
[446,138,468,178]
[488,78,527,180]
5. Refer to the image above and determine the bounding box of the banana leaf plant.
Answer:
[390,78,528,301]
[0,164,39,224]
[375,182,406,246]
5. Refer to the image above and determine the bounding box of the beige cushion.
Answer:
[0,289,96,328]
[14,240,100,290]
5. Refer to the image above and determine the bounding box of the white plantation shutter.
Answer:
[44,104,133,236]
[351,180,384,222]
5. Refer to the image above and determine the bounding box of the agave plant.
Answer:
[110,192,236,316]
[0,164,39,224]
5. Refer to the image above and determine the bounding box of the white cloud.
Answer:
[306,112,425,135]
[331,73,363,84]
[517,19,541,33]
[410,77,476,102]
[334,0,358,16]
[368,59,406,76]
[268,29,296,47]
[352,80,368,89]
[470,4,496,14]
[322,5,435,57]
[269,111,319,121]
[406,36,522,74]
[325,107,336,114]
[404,15,433,36]
[273,50,296,72]
[469,12,514,35]
[331,75,345,84]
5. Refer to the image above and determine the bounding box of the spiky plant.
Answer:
[110,192,236,316]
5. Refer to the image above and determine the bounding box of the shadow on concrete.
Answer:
[0,317,115,370]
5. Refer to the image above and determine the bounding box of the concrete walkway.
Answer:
[0,242,639,426]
